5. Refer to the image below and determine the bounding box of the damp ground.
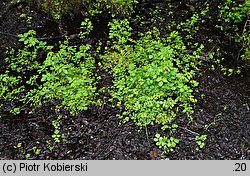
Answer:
[0,1,250,160]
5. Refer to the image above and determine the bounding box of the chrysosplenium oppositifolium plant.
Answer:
[1,30,97,114]
[217,0,250,60]
[102,19,203,155]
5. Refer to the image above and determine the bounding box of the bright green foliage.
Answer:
[195,134,207,151]
[154,133,179,154]
[103,20,203,154]
[104,20,201,127]
[218,0,249,23]
[51,115,65,143]
[108,19,132,45]
[218,0,250,60]
[32,40,96,113]
[1,30,50,102]
[1,30,97,114]
[32,146,41,155]
[80,18,93,39]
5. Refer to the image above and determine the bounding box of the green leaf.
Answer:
[159,81,163,87]
[155,133,161,138]
[54,130,60,135]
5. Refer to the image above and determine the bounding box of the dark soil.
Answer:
[171,63,250,159]
[1,1,250,160]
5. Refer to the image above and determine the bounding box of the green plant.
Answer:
[10,107,21,115]
[20,13,33,26]
[103,20,204,156]
[154,133,179,156]
[51,115,65,143]
[195,134,207,151]
[217,0,250,60]
[25,153,31,159]
[108,18,132,46]
[106,29,201,125]
[218,0,248,24]
[17,143,22,148]
[16,142,41,158]
[80,18,93,39]
[1,30,49,112]
[1,29,98,115]
[46,140,54,151]
[32,146,41,155]
[34,40,97,113]
[15,142,37,159]
[52,129,65,143]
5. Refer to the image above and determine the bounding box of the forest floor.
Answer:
[0,1,250,159]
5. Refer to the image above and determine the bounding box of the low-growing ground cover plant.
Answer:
[217,0,250,60]
[101,19,204,157]
[0,28,99,158]
[1,29,97,115]
[0,18,205,158]
[1,0,249,159]
[136,0,249,71]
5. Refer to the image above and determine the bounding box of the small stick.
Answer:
[0,31,18,38]
[179,126,200,136]
[0,31,79,41]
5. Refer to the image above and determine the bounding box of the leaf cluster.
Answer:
[102,20,204,154]
[1,30,97,114]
